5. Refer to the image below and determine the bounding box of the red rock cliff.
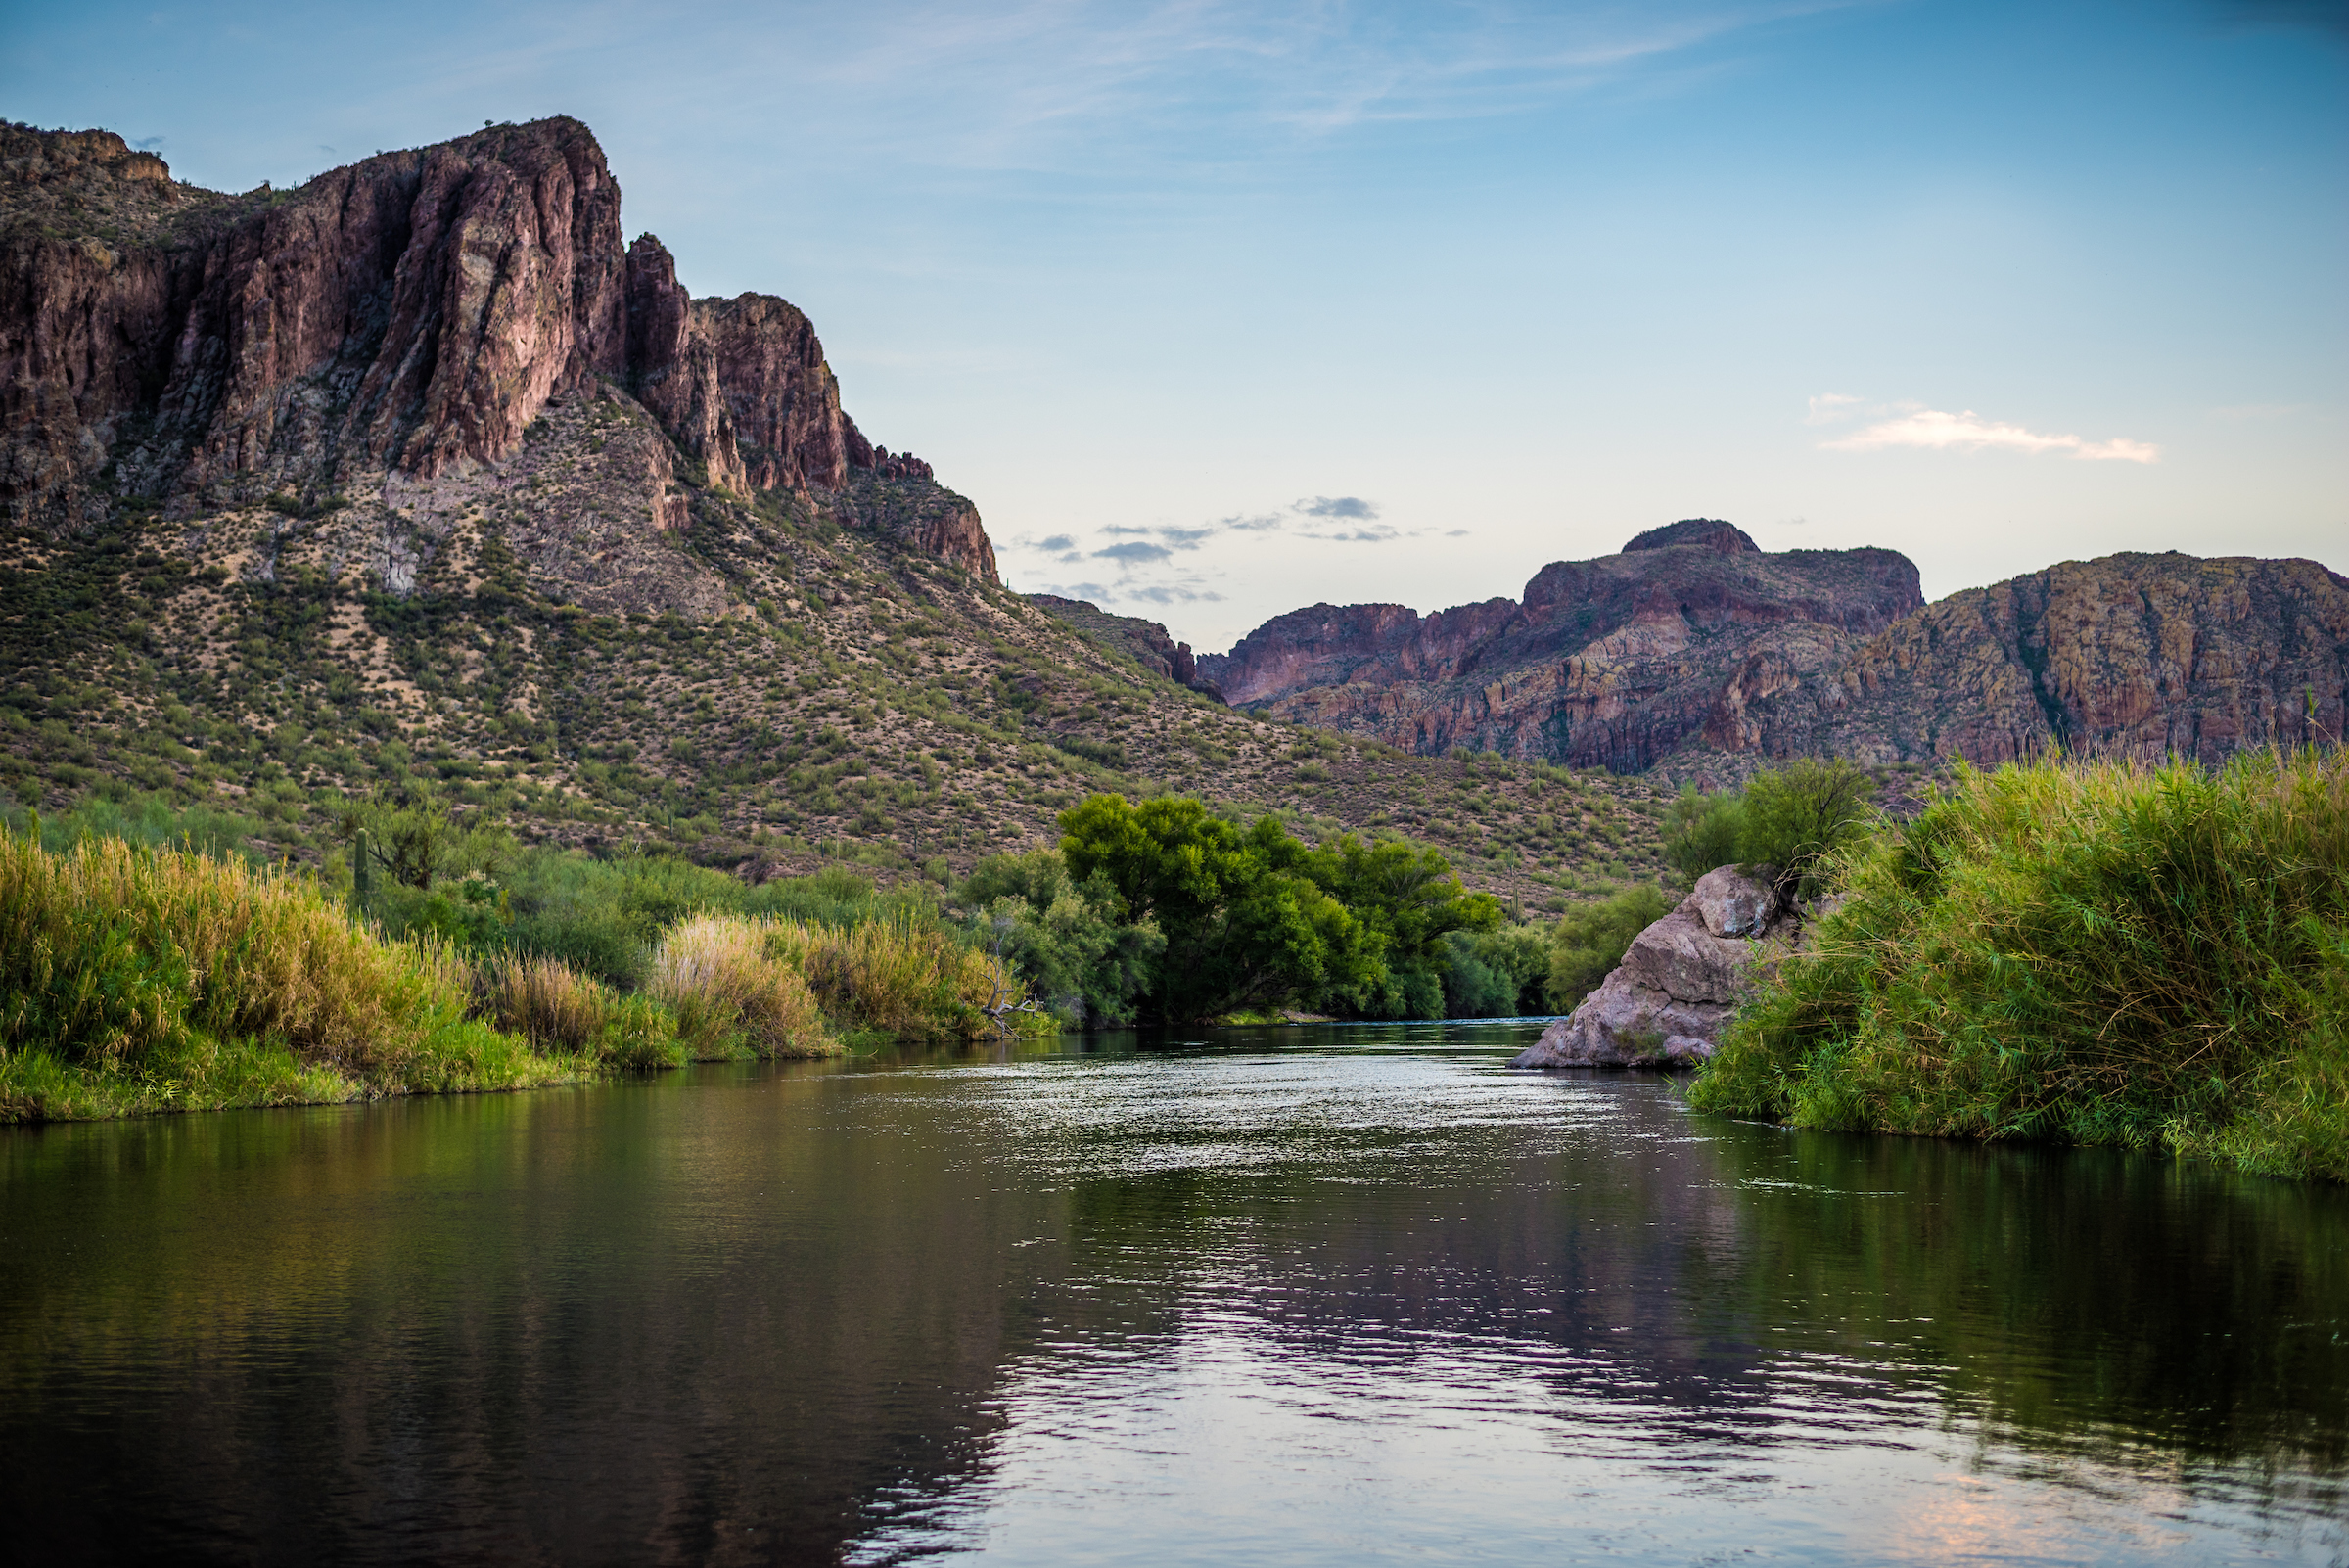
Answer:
[1197,521,1923,771]
[0,117,1001,582]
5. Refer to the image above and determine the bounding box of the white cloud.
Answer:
[1821,406,2159,464]
[1805,392,1862,425]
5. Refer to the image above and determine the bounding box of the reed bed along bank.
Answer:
[1688,747,2349,1181]
[0,829,565,1120]
[0,831,1039,1124]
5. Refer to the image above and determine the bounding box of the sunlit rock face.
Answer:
[0,116,1001,584]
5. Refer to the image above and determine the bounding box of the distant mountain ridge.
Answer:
[1195,522,2349,777]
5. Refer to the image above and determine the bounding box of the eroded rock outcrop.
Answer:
[1512,866,1795,1069]
[1194,522,1922,770]
[1200,522,2348,775]
[1029,594,1225,697]
[0,117,1001,584]
[1721,551,2349,766]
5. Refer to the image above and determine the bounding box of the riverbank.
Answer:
[1688,747,2349,1181]
[0,830,1036,1123]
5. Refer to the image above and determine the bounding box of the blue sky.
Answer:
[7,1,2342,649]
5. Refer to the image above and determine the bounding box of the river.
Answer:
[2,1021,2343,1564]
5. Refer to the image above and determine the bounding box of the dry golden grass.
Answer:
[647,914,834,1058]
[0,828,573,1119]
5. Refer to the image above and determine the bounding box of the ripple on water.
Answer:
[2,1025,2343,1565]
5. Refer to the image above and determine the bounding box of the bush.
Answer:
[1735,758,1875,900]
[647,915,834,1059]
[1661,785,1743,884]
[1439,925,1551,1017]
[1544,883,1676,1012]
[1689,749,2349,1181]
[0,827,569,1119]
[1660,761,1875,899]
[483,954,683,1071]
[961,849,1163,1026]
[798,911,1030,1040]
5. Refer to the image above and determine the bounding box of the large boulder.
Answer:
[1512,866,1793,1069]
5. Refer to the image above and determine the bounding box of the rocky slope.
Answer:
[1197,520,1924,772]
[1205,520,2349,778]
[1028,595,1223,697]
[0,116,1672,908]
[1717,551,2349,768]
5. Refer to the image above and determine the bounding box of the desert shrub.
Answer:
[484,954,683,1071]
[1734,758,1876,900]
[1660,784,1743,884]
[0,827,566,1119]
[1543,883,1676,1012]
[1689,749,2349,1181]
[799,912,1033,1039]
[646,914,834,1059]
[3,790,265,861]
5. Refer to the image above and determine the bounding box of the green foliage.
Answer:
[1661,760,1875,899]
[1438,924,1552,1018]
[0,827,575,1121]
[1047,795,1503,1021]
[1661,784,1743,883]
[1059,794,1379,1020]
[1543,883,1676,1011]
[1735,758,1876,899]
[960,849,1164,1026]
[1,790,265,861]
[1690,749,2349,1181]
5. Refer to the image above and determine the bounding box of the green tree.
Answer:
[1735,758,1876,900]
[961,848,1164,1026]
[1302,834,1499,1018]
[1661,782,1746,883]
[1059,795,1378,1020]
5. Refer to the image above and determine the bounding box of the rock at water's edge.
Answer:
[1513,865,1791,1070]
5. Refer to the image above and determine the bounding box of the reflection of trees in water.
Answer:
[4,1061,2344,1562]
[0,1070,1079,1563]
[1707,1130,2349,1471]
[1042,1091,2349,1479]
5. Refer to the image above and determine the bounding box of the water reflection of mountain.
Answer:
[2,1043,2343,1564]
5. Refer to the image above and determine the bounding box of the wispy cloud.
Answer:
[1295,494,1379,520]
[1093,540,1174,563]
[770,1,1863,176]
[1805,392,1861,425]
[1813,397,2159,463]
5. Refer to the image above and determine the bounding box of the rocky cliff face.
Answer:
[0,117,998,583]
[1029,595,1224,698]
[1719,551,2349,767]
[1196,521,1923,771]
[1203,520,2348,776]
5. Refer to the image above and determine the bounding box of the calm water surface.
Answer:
[3,1022,2344,1564]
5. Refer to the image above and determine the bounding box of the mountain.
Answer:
[1196,520,1925,773]
[1202,521,2349,779]
[0,116,1677,910]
